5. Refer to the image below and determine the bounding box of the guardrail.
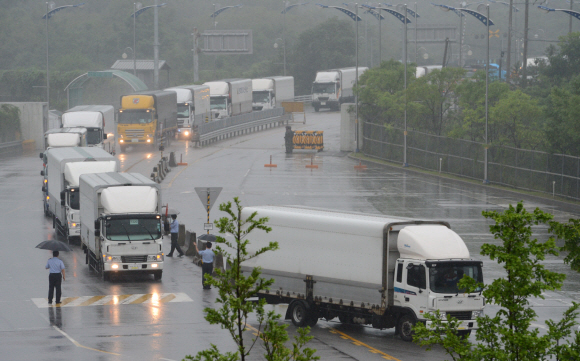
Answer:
[197,108,291,146]
[0,140,23,157]
[294,95,312,103]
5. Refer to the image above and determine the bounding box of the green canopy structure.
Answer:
[65,70,148,109]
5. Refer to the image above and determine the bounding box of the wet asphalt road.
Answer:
[1,109,580,361]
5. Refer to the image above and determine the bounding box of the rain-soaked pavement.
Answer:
[1,109,580,360]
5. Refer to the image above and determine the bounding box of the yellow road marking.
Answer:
[78,295,107,306]
[130,294,153,304]
[103,294,132,305]
[328,327,401,361]
[56,297,79,307]
[160,294,176,303]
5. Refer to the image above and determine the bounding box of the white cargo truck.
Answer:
[238,206,484,341]
[62,110,108,149]
[252,76,294,111]
[311,67,368,112]
[66,105,116,154]
[43,147,118,243]
[79,172,164,281]
[164,85,210,138]
[40,127,89,217]
[204,78,252,119]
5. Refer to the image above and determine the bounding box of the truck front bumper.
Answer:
[177,127,192,139]
[312,100,338,108]
[425,319,479,331]
[119,138,154,145]
[104,262,164,272]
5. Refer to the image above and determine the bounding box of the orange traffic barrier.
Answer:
[354,160,367,170]
[177,154,188,166]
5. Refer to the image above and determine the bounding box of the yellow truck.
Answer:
[117,90,177,152]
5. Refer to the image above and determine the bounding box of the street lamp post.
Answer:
[209,4,243,78]
[131,2,167,87]
[281,3,309,76]
[42,2,85,120]
[432,3,493,183]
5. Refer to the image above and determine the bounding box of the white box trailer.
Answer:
[164,85,210,138]
[66,105,116,154]
[44,147,118,242]
[237,206,484,341]
[204,78,252,119]
[79,172,164,281]
[252,76,294,110]
[311,67,368,112]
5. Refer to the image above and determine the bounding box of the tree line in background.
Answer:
[357,32,580,157]
[0,104,21,143]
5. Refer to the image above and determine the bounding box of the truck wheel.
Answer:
[338,314,352,324]
[85,252,88,265]
[119,144,126,153]
[290,301,309,327]
[102,271,110,282]
[154,271,162,281]
[314,105,320,112]
[307,314,319,327]
[398,314,416,342]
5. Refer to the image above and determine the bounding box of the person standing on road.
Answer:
[167,214,184,257]
[284,126,294,154]
[46,250,65,305]
[195,241,215,289]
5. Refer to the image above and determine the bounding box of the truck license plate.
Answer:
[321,102,326,106]
[131,139,138,143]
[129,265,139,270]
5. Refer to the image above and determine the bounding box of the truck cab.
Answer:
[164,87,194,139]
[61,111,107,149]
[252,79,275,111]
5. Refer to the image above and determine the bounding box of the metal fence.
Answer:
[363,121,580,200]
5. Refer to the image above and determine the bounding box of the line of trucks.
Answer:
[41,146,165,281]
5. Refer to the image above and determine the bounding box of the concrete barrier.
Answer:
[178,224,186,246]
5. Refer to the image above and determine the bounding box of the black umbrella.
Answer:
[36,240,73,252]
[198,234,217,242]
[161,206,180,216]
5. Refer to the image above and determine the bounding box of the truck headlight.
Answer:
[103,254,121,262]
[439,311,447,320]
[148,253,164,261]
[472,310,483,319]
[184,131,189,136]
[68,221,78,228]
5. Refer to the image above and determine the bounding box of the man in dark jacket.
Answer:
[284,126,294,153]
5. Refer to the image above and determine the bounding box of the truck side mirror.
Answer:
[94,229,100,237]
[60,191,65,202]
[103,133,108,140]
[40,170,45,176]
[94,219,100,230]
[42,186,46,192]
[39,152,44,159]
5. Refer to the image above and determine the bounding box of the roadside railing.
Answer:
[0,140,23,157]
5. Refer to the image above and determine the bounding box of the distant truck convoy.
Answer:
[204,78,252,119]
[252,76,294,111]
[43,147,118,243]
[66,105,116,154]
[117,91,177,152]
[311,67,368,112]
[79,172,164,281]
[238,206,484,342]
[164,85,210,139]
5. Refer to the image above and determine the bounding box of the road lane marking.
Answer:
[328,327,401,361]
[32,293,192,308]
[53,325,120,355]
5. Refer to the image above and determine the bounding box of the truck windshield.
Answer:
[177,104,190,118]
[253,91,270,103]
[312,83,336,94]
[69,189,80,210]
[105,217,161,241]
[429,262,483,294]
[85,128,101,145]
[118,110,153,124]
[210,97,227,110]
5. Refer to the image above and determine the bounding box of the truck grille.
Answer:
[447,311,472,320]
[318,97,329,101]
[177,119,184,126]
[125,129,144,138]
[121,255,147,263]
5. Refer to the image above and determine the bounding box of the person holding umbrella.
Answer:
[195,241,215,290]
[46,251,66,305]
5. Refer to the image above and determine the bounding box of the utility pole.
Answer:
[133,2,137,76]
[45,2,50,121]
[522,0,529,87]
[153,0,159,89]
[507,0,513,82]
[192,28,199,82]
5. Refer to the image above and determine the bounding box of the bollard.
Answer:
[264,155,277,168]
[169,152,177,167]
[354,160,367,170]
[185,231,197,256]
[439,158,442,174]
[553,181,556,198]
[177,153,188,166]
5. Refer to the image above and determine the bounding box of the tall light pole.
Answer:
[131,2,167,87]
[209,4,243,78]
[432,3,493,183]
[133,2,140,76]
[42,2,85,117]
[281,3,309,75]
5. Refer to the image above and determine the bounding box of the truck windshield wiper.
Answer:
[140,225,156,241]
[120,224,132,243]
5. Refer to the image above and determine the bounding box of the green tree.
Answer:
[414,202,580,360]
[187,197,318,361]
[542,32,580,87]
[0,104,21,143]
[544,75,580,155]
[407,67,465,135]
[288,18,355,94]
[490,90,544,149]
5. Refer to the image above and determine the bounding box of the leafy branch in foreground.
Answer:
[184,197,318,361]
